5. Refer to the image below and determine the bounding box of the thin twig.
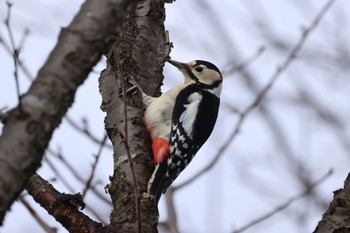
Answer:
[44,154,110,224]
[64,116,113,149]
[1,26,110,151]
[44,156,76,193]
[174,113,244,190]
[233,169,333,233]
[174,0,337,191]
[0,31,34,81]
[4,1,22,113]
[247,0,337,114]
[17,27,30,52]
[222,46,265,76]
[0,27,111,149]
[46,148,111,205]
[82,135,108,199]
[113,45,141,233]
[19,195,58,233]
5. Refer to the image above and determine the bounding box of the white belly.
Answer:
[144,84,188,139]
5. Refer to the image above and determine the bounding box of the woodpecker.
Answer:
[140,59,222,205]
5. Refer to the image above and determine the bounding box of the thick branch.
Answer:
[0,0,139,223]
[26,174,102,233]
[174,0,337,190]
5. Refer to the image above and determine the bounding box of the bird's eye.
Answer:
[195,66,203,72]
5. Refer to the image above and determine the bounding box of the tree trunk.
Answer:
[313,173,350,233]
[0,0,139,224]
[99,0,171,232]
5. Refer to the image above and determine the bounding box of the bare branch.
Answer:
[44,156,77,193]
[25,174,103,233]
[64,116,113,150]
[222,46,265,76]
[233,170,333,233]
[46,148,111,205]
[82,135,108,199]
[247,0,337,113]
[4,2,22,113]
[0,0,140,223]
[1,27,110,150]
[43,155,108,224]
[0,31,34,81]
[174,0,337,191]
[19,195,58,233]
[17,27,30,53]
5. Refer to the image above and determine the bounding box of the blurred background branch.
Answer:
[1,0,349,232]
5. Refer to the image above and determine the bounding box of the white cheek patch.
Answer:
[179,92,202,139]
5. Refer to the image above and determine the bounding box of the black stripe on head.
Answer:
[197,79,222,89]
[195,60,222,77]
[180,60,223,84]
[183,65,199,82]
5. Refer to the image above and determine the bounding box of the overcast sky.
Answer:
[1,0,349,232]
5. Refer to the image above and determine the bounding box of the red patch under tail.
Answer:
[152,138,170,164]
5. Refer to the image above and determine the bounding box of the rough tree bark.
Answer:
[99,0,171,232]
[0,0,139,224]
[313,173,350,233]
[26,174,103,233]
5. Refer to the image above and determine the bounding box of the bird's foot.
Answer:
[119,79,140,97]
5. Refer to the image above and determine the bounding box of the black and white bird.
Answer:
[140,59,222,205]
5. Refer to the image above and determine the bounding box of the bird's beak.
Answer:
[168,60,188,71]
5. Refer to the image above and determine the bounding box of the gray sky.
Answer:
[1,0,349,232]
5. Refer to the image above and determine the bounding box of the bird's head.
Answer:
[168,59,222,96]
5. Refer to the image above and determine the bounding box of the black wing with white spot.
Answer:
[149,84,220,204]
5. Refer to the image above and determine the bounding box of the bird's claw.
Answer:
[119,79,140,97]
[142,192,151,199]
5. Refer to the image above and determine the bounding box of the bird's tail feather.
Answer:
[148,162,169,205]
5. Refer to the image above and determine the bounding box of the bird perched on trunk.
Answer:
[135,59,222,205]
